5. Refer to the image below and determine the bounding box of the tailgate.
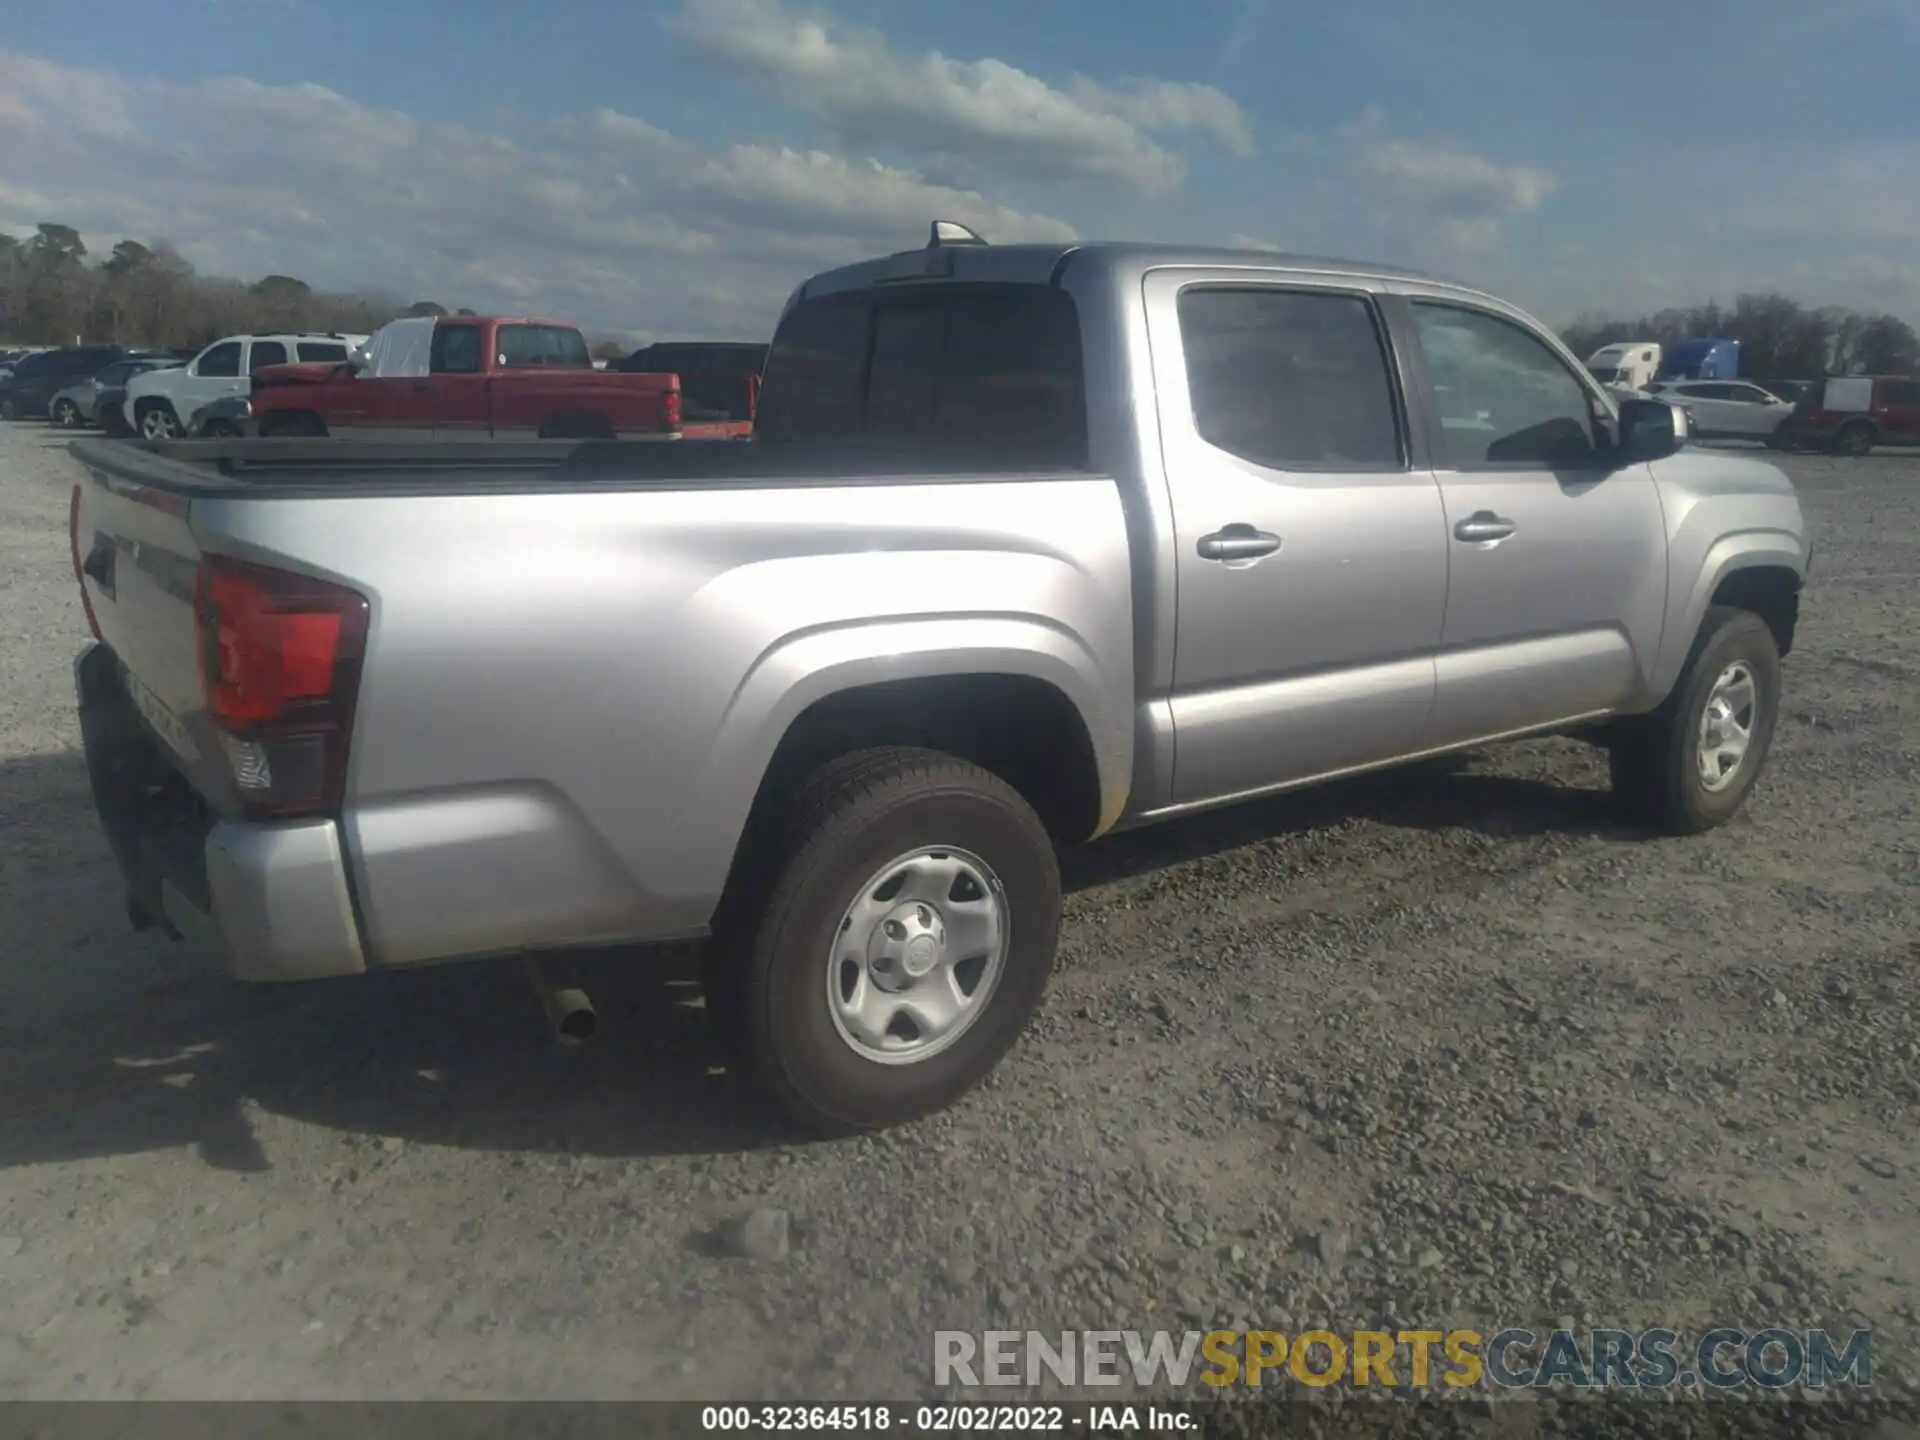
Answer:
[69,456,220,798]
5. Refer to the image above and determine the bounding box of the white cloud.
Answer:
[0,48,1076,342]
[1357,137,1556,225]
[663,0,1253,194]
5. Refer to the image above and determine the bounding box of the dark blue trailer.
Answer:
[1657,338,1741,380]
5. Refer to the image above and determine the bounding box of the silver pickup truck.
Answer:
[68,226,1810,1135]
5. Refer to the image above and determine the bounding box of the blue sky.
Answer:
[2,0,1915,341]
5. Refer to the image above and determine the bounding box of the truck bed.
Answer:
[72,436,1094,499]
[65,431,1134,975]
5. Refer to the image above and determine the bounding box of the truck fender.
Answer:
[680,616,1132,896]
[1648,529,1804,701]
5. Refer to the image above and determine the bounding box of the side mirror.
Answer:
[1616,397,1688,462]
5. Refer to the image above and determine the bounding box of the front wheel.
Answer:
[707,747,1062,1136]
[52,398,81,429]
[137,403,180,440]
[1609,606,1782,835]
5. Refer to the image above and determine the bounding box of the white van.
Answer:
[1585,341,1663,392]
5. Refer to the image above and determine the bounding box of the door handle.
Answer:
[1453,512,1516,543]
[1197,524,1282,561]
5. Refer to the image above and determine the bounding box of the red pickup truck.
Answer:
[248,316,681,440]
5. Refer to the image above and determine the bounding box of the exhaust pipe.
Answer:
[522,956,597,1044]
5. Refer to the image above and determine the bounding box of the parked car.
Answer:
[67,225,1809,1135]
[48,354,179,429]
[1645,379,1795,442]
[121,332,366,439]
[0,344,129,420]
[1772,375,1920,456]
[617,340,765,438]
[246,315,682,439]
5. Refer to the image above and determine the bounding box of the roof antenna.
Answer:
[928,220,988,249]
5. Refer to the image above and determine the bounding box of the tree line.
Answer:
[1559,294,1919,380]
[13,217,1913,380]
[0,223,482,351]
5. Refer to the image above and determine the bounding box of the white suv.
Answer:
[123,331,368,439]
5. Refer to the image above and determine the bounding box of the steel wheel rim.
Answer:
[1697,661,1758,793]
[825,845,1010,1066]
[141,410,174,439]
[54,401,75,427]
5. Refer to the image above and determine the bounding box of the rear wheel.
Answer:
[136,401,180,440]
[52,398,81,429]
[1609,606,1782,835]
[199,418,242,439]
[706,746,1062,1136]
[0,398,18,422]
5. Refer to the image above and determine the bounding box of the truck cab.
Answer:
[1584,341,1662,391]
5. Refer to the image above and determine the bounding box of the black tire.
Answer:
[136,401,180,440]
[200,419,242,439]
[0,398,18,422]
[52,398,80,429]
[1609,606,1782,835]
[706,746,1061,1136]
[1831,421,1875,457]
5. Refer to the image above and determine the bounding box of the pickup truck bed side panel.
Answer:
[189,476,1134,966]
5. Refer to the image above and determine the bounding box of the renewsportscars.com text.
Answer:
[933,1327,1873,1391]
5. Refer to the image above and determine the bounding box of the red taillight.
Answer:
[193,554,370,817]
[69,485,104,642]
[664,385,682,431]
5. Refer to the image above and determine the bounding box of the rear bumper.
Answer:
[75,644,367,982]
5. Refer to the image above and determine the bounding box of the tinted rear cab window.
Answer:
[1177,288,1404,470]
[757,283,1087,466]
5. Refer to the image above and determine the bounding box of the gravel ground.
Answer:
[0,422,1914,1418]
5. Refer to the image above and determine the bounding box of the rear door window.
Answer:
[1879,380,1920,406]
[1177,287,1403,471]
[248,341,288,372]
[296,342,349,363]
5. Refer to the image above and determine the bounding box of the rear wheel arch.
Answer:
[717,671,1105,925]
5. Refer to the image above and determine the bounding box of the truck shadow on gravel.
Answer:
[0,746,1634,1174]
